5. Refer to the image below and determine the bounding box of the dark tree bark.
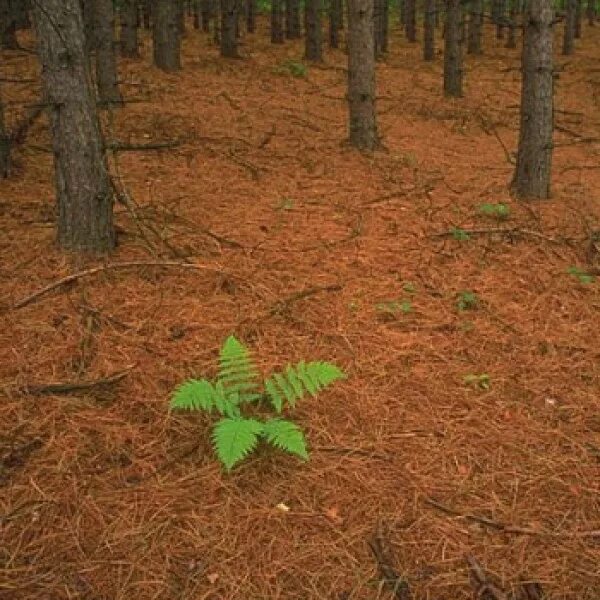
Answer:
[329,0,342,48]
[193,0,201,28]
[496,0,505,38]
[271,0,284,42]
[93,0,122,104]
[286,0,301,37]
[562,0,576,54]
[142,0,152,28]
[505,0,517,47]
[399,0,405,25]
[405,0,416,41]
[574,0,582,37]
[587,0,595,25]
[220,0,239,57]
[31,0,115,253]
[305,0,322,61]
[13,0,30,29]
[511,0,554,199]
[153,0,182,70]
[444,0,462,97]
[374,0,388,57]
[423,0,436,60]
[0,0,18,49]
[176,0,185,34]
[82,0,96,55]
[202,0,212,32]
[347,0,378,149]
[467,0,483,54]
[120,0,139,58]
[0,84,9,178]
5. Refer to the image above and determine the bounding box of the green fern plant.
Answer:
[170,336,345,471]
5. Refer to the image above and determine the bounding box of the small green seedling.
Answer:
[451,227,471,241]
[456,290,479,311]
[170,336,345,471]
[402,282,417,294]
[276,59,307,78]
[375,299,412,316]
[275,197,294,211]
[567,266,596,285]
[463,373,490,390]
[479,203,510,220]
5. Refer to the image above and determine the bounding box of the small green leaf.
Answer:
[262,419,308,460]
[451,227,471,241]
[212,418,264,471]
[274,372,296,405]
[170,379,215,412]
[265,377,284,413]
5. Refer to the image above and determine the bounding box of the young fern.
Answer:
[170,336,345,471]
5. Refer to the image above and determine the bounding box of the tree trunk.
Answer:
[347,0,378,149]
[496,0,505,38]
[13,0,30,30]
[271,0,284,42]
[193,0,201,28]
[153,0,182,70]
[31,0,115,253]
[176,0,185,34]
[562,0,576,54]
[93,0,122,104]
[443,0,462,97]
[505,0,517,47]
[305,0,322,61]
[574,0,582,37]
[120,0,139,57]
[202,0,212,32]
[0,0,18,49]
[329,0,341,48]
[0,84,9,178]
[423,0,435,60]
[405,0,416,41]
[374,0,388,57]
[587,0,595,25]
[143,0,152,28]
[286,0,301,37]
[399,0,405,25]
[220,0,238,57]
[467,0,483,54]
[511,0,553,199]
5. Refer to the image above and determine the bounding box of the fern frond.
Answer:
[217,336,260,403]
[265,361,346,412]
[170,379,216,412]
[262,419,308,460]
[212,418,264,470]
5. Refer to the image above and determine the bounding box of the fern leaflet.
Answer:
[262,419,308,460]
[217,336,260,403]
[170,379,216,412]
[213,418,264,471]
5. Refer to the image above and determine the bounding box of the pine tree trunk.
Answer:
[496,0,505,38]
[505,0,517,47]
[286,0,301,37]
[562,0,576,54]
[271,0,284,42]
[193,0,201,28]
[467,0,482,54]
[304,0,322,61]
[93,0,122,104]
[574,0,582,37]
[202,0,212,31]
[587,0,595,25]
[177,0,186,34]
[153,0,182,70]
[143,0,152,28]
[399,0,406,25]
[405,0,416,41]
[511,0,553,199]
[220,0,238,57]
[329,0,341,48]
[444,0,462,97]
[347,0,377,149]
[31,0,115,253]
[0,84,9,178]
[0,0,18,49]
[374,0,388,57]
[13,0,30,29]
[120,0,139,57]
[423,0,436,60]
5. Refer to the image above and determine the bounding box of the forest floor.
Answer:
[1,19,599,600]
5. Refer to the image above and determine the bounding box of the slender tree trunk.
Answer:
[511,0,554,199]
[193,0,201,27]
[587,0,595,24]
[574,0,582,36]
[220,0,239,57]
[153,0,182,70]
[347,0,378,149]
[399,0,406,25]
[329,0,341,48]
[374,0,388,56]
[245,0,255,32]
[506,0,517,47]
[202,0,212,31]
[0,0,18,48]
[93,0,122,104]
[31,0,115,253]
[405,0,416,41]
[142,0,152,28]
[120,0,139,57]
[177,0,186,34]
[444,0,462,97]
[305,0,322,61]
[0,84,9,178]
[286,0,301,37]
[467,0,483,54]
[271,0,284,42]
[423,0,436,59]
[496,0,505,37]
[562,0,576,54]
[13,0,30,29]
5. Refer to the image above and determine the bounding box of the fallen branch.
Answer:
[22,365,135,395]
[429,227,563,244]
[368,525,411,600]
[270,284,342,315]
[106,139,183,152]
[13,261,229,310]
[466,555,508,600]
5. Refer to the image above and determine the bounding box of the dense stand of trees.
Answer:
[0,0,597,252]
